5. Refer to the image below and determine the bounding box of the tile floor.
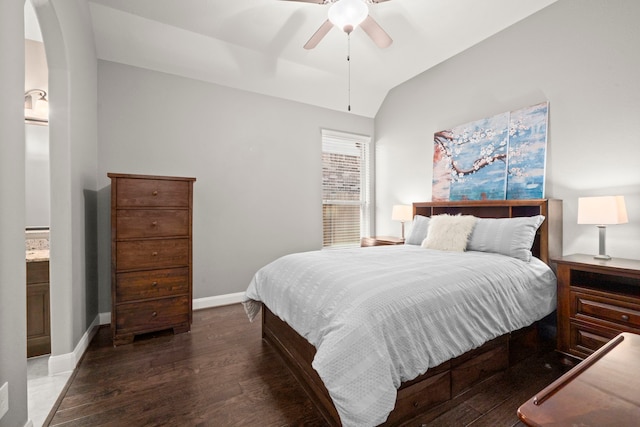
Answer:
[27,356,71,427]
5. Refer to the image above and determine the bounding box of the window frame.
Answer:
[321,129,374,249]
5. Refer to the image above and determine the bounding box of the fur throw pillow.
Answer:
[421,214,477,252]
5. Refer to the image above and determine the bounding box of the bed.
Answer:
[243,199,563,426]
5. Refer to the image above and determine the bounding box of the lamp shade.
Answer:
[577,196,628,225]
[391,205,413,222]
[328,0,368,34]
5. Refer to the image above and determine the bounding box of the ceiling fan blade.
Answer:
[304,19,334,49]
[280,0,328,4]
[359,15,393,48]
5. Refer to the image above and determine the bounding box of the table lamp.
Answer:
[392,205,413,240]
[577,196,628,260]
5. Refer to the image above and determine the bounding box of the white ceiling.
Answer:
[40,0,558,117]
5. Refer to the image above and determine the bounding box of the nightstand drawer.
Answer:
[115,296,190,334]
[116,178,190,207]
[361,236,405,247]
[116,267,189,302]
[572,290,640,329]
[116,239,189,271]
[569,321,620,358]
[116,209,189,239]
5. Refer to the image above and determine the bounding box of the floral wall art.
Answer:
[432,102,549,201]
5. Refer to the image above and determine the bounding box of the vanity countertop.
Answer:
[26,230,50,262]
[26,249,49,262]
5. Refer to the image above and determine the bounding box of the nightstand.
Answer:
[555,254,640,362]
[360,236,405,247]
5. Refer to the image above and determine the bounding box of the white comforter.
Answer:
[243,245,556,426]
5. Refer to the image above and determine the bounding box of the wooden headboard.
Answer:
[412,199,562,265]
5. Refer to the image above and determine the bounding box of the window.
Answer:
[322,129,372,248]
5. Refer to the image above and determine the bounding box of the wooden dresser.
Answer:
[555,254,640,361]
[109,173,196,346]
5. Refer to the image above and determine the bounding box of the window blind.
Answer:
[322,130,372,248]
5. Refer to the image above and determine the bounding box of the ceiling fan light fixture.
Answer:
[328,0,368,34]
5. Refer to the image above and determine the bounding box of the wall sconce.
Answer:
[392,205,413,240]
[577,196,628,260]
[25,89,49,123]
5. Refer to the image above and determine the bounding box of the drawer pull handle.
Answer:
[151,311,157,317]
[151,221,158,227]
[151,281,158,287]
[151,251,158,256]
[152,191,158,196]
[621,314,630,321]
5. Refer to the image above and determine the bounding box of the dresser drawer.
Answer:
[572,290,640,330]
[116,178,190,207]
[115,296,190,334]
[116,209,189,239]
[116,267,189,303]
[116,239,189,271]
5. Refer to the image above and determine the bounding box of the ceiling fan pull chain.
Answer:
[347,33,351,112]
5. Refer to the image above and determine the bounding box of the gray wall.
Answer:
[375,0,640,260]
[37,0,99,360]
[0,1,28,425]
[96,60,374,309]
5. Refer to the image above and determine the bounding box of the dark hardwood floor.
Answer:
[45,304,567,426]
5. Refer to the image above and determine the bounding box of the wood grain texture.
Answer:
[114,177,191,207]
[109,173,195,345]
[360,236,405,247]
[116,209,189,239]
[45,304,567,427]
[519,333,640,426]
[27,260,50,357]
[555,254,640,362]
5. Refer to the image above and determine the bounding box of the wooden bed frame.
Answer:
[262,199,563,426]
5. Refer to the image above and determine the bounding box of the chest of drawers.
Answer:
[555,254,640,361]
[109,173,196,346]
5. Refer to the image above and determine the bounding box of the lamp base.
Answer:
[594,225,612,261]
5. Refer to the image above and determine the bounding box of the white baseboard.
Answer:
[193,292,245,310]
[97,292,246,325]
[48,292,246,376]
[48,314,101,376]
[99,311,111,325]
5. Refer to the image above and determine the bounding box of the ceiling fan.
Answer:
[283,0,393,49]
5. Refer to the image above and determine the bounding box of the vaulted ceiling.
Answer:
[49,0,558,117]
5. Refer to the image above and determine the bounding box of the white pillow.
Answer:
[405,215,430,245]
[421,214,477,252]
[467,215,545,262]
